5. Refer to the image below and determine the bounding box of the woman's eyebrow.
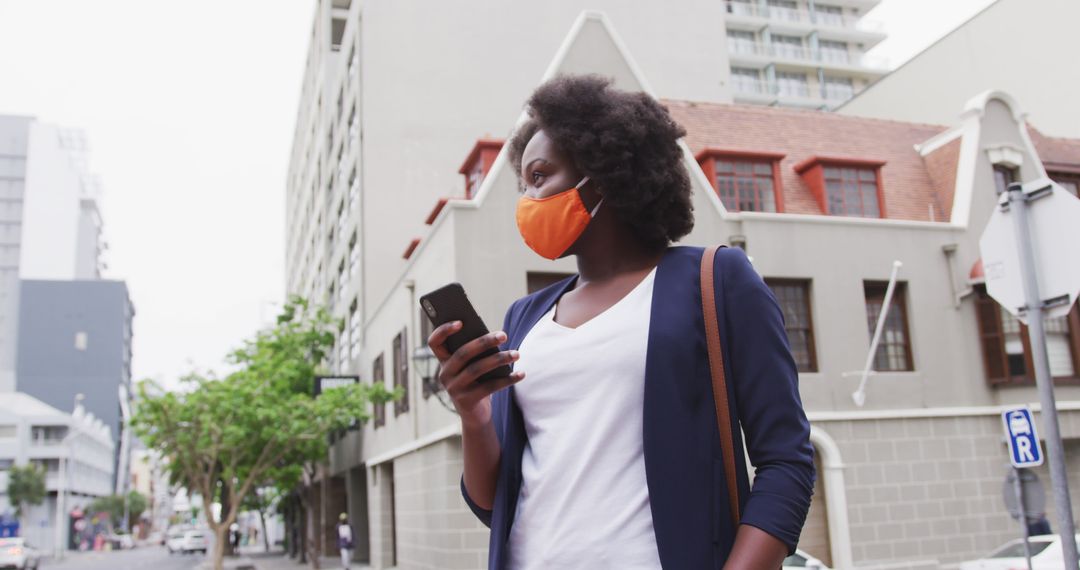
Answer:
[523,158,549,171]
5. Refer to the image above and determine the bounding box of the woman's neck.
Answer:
[573,226,665,284]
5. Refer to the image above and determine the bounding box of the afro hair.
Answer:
[508,74,694,252]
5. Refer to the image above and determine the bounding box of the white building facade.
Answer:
[0,393,114,551]
[725,0,887,108]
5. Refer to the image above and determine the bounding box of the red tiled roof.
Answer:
[1030,128,1080,173]
[922,138,960,221]
[664,100,950,221]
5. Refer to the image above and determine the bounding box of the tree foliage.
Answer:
[88,491,147,530]
[6,464,45,518]
[133,297,395,570]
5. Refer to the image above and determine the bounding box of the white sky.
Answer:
[0,0,994,390]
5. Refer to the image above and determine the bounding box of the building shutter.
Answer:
[975,290,1008,384]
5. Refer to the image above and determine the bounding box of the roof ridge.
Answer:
[661,98,950,131]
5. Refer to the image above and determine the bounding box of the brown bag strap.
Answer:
[701,244,741,528]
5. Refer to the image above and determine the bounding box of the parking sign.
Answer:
[1002,406,1043,468]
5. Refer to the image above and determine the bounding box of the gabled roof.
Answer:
[664,100,951,221]
[1030,128,1080,172]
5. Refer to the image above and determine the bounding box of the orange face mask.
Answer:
[515,177,603,260]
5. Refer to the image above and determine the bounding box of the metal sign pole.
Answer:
[1014,467,1033,570]
[1008,182,1080,569]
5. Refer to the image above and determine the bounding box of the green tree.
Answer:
[6,463,45,519]
[133,297,394,570]
[88,491,147,530]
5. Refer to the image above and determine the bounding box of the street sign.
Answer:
[1002,407,1044,468]
[314,375,360,396]
[979,179,1080,324]
[1004,469,1047,522]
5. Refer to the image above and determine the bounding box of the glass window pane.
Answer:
[858,169,877,182]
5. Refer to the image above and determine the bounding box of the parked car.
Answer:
[0,537,42,570]
[166,529,208,555]
[783,548,830,569]
[108,532,135,550]
[959,534,1080,569]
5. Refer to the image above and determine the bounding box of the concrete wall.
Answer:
[839,0,1080,139]
[814,409,1080,566]
[391,438,487,569]
[16,280,134,452]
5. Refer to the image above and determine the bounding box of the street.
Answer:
[42,546,205,570]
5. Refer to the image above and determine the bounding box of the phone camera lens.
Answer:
[422,300,436,318]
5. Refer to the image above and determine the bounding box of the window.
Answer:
[824,166,880,217]
[771,35,805,60]
[814,4,844,26]
[818,40,850,64]
[338,325,349,373]
[465,159,485,199]
[767,0,800,21]
[420,308,437,399]
[726,0,757,16]
[392,329,409,416]
[372,354,385,427]
[527,272,574,294]
[766,279,818,372]
[864,282,914,371]
[731,67,764,94]
[348,168,359,210]
[993,165,1018,195]
[1051,172,1080,197]
[349,299,360,361]
[975,286,1077,384]
[330,17,347,51]
[349,232,360,277]
[348,105,359,143]
[348,46,359,80]
[776,71,809,97]
[823,77,855,101]
[727,30,757,55]
[715,159,777,212]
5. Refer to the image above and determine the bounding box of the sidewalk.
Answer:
[198,549,370,570]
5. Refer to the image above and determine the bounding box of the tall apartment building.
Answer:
[0,116,107,392]
[839,0,1080,138]
[725,0,886,109]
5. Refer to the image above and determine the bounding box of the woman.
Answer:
[428,75,815,569]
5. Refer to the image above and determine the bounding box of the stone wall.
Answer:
[814,409,1080,568]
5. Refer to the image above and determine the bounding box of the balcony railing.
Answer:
[729,40,884,70]
[724,1,883,32]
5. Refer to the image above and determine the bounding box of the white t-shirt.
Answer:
[507,268,662,570]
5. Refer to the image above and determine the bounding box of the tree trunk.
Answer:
[257,506,270,552]
[211,524,229,570]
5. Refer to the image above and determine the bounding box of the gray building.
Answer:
[15,280,134,478]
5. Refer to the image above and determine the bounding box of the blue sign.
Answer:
[1002,406,1044,468]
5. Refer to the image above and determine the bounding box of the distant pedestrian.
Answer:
[337,513,354,570]
[429,75,815,569]
[1028,514,1052,536]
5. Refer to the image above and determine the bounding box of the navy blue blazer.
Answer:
[462,245,815,569]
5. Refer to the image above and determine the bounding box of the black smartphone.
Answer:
[419,283,512,382]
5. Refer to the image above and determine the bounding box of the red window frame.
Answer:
[794,156,887,218]
[696,148,786,213]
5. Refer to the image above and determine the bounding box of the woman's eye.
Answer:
[531,172,545,184]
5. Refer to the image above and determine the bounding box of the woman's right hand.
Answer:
[427,321,525,427]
